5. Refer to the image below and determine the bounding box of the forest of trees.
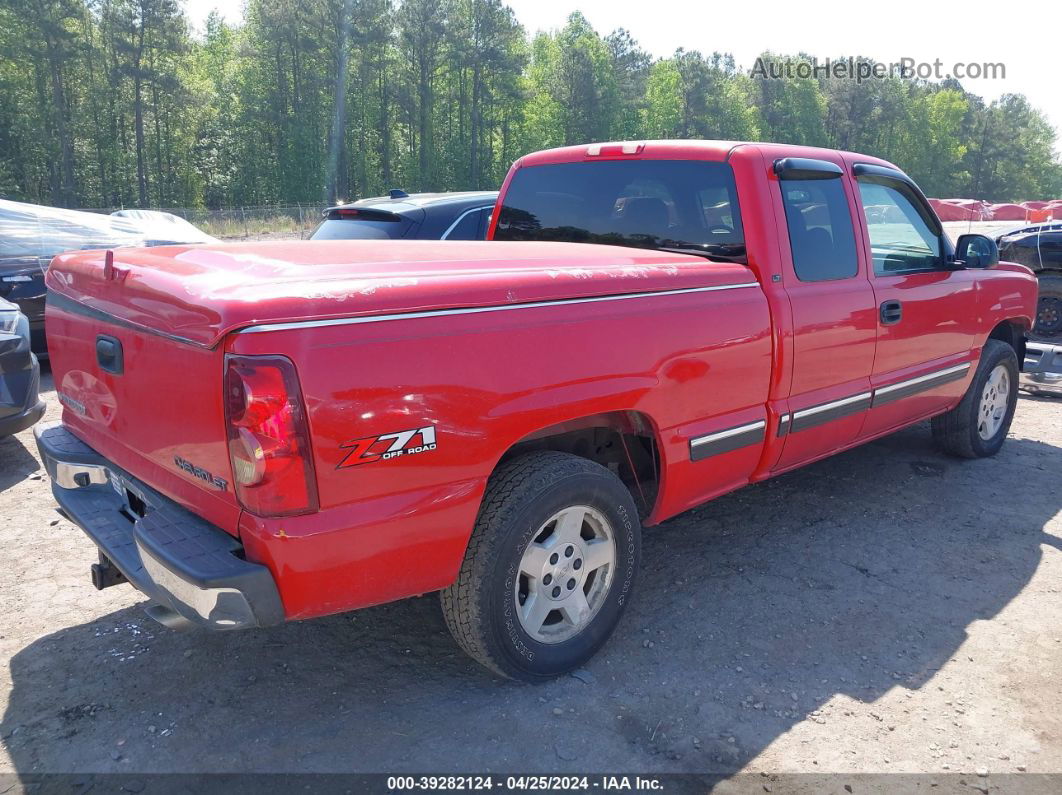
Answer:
[2,0,1061,210]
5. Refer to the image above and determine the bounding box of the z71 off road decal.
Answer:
[337,426,437,469]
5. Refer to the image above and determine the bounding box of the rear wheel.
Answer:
[931,339,1019,458]
[441,452,641,681]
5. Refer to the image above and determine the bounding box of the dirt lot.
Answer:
[0,366,1059,780]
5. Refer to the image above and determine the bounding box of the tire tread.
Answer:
[440,452,627,679]
[932,339,1018,458]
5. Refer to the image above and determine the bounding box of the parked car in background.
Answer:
[996,221,1062,342]
[0,200,143,355]
[311,190,497,242]
[0,297,43,437]
[110,209,217,246]
[0,200,216,355]
[1021,343,1062,396]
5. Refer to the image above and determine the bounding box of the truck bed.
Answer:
[47,240,755,348]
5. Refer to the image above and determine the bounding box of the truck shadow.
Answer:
[1,422,1059,776]
[0,435,39,494]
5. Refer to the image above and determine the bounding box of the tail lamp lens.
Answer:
[224,355,319,517]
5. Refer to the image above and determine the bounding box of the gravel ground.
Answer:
[0,366,1059,780]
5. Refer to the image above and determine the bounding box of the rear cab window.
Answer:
[494,160,746,263]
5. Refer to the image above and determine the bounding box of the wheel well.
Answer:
[497,411,661,520]
[988,320,1026,363]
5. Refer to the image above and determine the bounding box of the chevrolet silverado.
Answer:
[36,140,1038,680]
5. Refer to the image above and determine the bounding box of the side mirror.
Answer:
[954,234,999,269]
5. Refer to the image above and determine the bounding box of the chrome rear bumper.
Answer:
[34,422,285,630]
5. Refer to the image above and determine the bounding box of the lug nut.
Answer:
[564,546,574,558]
[552,586,562,598]
[543,573,552,585]
[573,559,582,570]
[567,578,576,590]
[549,552,559,565]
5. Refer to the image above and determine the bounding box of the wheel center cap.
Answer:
[542,542,584,601]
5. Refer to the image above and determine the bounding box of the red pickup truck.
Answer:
[36,140,1037,680]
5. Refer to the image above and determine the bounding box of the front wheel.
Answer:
[931,339,1019,458]
[441,452,641,681]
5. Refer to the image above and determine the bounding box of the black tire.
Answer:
[441,451,641,681]
[1031,272,1062,343]
[931,339,1019,458]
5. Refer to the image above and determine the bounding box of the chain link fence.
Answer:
[80,205,327,241]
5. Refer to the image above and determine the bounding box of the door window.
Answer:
[856,181,943,274]
[779,180,859,282]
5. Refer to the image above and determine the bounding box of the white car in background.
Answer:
[0,199,217,355]
[110,209,217,246]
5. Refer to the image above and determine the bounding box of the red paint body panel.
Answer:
[45,139,1039,624]
[228,281,771,618]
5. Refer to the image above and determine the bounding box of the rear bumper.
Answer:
[1021,342,1062,396]
[34,422,285,630]
[0,399,45,437]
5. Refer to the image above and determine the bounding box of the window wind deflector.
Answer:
[773,158,843,180]
[852,163,943,236]
[852,162,913,184]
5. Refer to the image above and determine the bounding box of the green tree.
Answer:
[0,1,1059,208]
[605,28,649,140]
[751,52,827,146]
[396,0,448,189]
[967,94,1061,201]
[524,13,618,147]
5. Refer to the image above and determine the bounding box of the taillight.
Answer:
[224,354,319,517]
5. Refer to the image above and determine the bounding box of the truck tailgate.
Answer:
[45,292,240,536]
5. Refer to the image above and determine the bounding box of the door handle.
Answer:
[96,335,124,375]
[880,300,903,325]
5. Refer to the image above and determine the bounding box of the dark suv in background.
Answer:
[0,296,43,437]
[311,191,497,242]
[996,221,1062,342]
[996,221,1062,395]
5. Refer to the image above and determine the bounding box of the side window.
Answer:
[856,180,943,274]
[443,208,486,240]
[779,179,859,282]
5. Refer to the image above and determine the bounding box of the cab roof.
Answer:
[515,139,899,173]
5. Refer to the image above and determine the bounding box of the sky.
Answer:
[185,0,1061,143]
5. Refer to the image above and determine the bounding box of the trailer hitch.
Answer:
[90,552,128,590]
